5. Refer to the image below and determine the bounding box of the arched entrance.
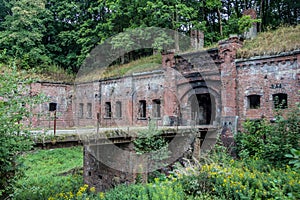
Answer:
[189,93,215,125]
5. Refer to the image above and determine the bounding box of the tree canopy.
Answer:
[0,0,298,72]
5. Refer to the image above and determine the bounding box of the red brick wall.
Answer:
[27,40,299,132]
[29,82,73,128]
[236,53,300,125]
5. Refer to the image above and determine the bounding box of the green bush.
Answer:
[133,121,170,182]
[0,62,45,199]
[103,178,184,200]
[285,148,300,169]
[199,159,300,199]
[235,104,300,167]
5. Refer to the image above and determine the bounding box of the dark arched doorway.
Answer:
[189,93,215,125]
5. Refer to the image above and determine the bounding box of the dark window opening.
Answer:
[49,102,57,111]
[87,103,92,118]
[273,93,288,109]
[79,103,84,118]
[153,99,161,118]
[115,101,122,118]
[248,95,260,109]
[105,102,112,118]
[138,100,146,119]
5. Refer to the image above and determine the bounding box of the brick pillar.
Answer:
[243,9,257,39]
[162,51,178,125]
[219,37,243,133]
[162,51,175,68]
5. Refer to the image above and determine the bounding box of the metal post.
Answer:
[97,113,100,134]
[54,110,56,136]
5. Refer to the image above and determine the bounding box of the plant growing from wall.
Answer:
[238,15,261,34]
[0,58,45,198]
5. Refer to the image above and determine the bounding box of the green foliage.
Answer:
[0,0,299,73]
[285,148,300,169]
[198,159,300,199]
[235,105,300,167]
[171,143,300,200]
[0,60,45,198]
[0,0,51,69]
[13,147,83,200]
[133,121,170,181]
[238,15,261,34]
[134,121,168,155]
[103,178,184,200]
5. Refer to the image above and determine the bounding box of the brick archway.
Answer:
[179,86,220,126]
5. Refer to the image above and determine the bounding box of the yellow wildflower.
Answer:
[90,187,96,193]
[99,192,105,199]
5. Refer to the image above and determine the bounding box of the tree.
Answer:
[0,57,45,198]
[0,0,11,31]
[0,0,51,69]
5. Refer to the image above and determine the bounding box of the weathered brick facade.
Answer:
[26,36,300,192]
[28,38,299,132]
[29,81,73,128]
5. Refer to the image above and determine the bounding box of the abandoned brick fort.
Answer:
[28,35,299,133]
[26,26,300,191]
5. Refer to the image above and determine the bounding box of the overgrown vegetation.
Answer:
[12,103,299,200]
[238,25,300,58]
[0,0,298,72]
[77,54,162,82]
[13,147,83,200]
[133,121,170,183]
[235,104,300,167]
[0,59,45,199]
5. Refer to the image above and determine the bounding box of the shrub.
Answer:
[0,61,45,199]
[133,121,170,182]
[200,159,300,199]
[103,178,184,200]
[235,104,300,167]
[285,148,300,169]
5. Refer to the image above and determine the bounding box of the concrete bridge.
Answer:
[33,125,222,192]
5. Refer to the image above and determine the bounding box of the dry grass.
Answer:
[36,65,75,83]
[238,25,300,58]
[76,54,162,82]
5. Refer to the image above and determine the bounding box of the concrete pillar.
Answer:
[190,30,204,50]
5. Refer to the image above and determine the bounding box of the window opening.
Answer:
[138,100,146,119]
[79,103,84,118]
[152,99,161,118]
[115,101,122,118]
[105,102,112,118]
[248,95,260,109]
[87,103,92,118]
[273,93,288,109]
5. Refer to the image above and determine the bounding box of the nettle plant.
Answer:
[0,60,45,198]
